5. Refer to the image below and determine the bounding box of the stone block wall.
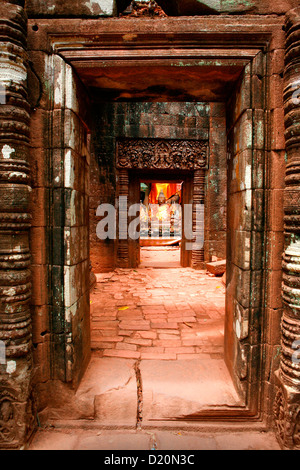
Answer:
[225,46,286,414]
[28,50,92,405]
[205,102,227,261]
[50,57,91,389]
[26,0,117,18]
[0,0,294,449]
[225,57,267,401]
[90,105,117,273]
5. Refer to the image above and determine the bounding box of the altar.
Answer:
[140,182,182,246]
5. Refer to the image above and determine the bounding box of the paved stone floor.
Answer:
[139,246,181,268]
[28,428,281,450]
[91,256,225,361]
[28,255,282,451]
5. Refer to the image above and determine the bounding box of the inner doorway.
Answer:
[139,179,183,268]
[89,241,233,421]
[90,161,233,418]
[116,137,208,271]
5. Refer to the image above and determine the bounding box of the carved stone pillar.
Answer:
[191,169,205,269]
[117,169,129,267]
[0,1,34,448]
[274,7,300,449]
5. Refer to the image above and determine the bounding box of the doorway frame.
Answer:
[28,15,285,424]
[138,176,186,268]
[116,150,207,270]
[129,171,194,269]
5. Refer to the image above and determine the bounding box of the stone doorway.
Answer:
[2,0,298,449]
[139,178,184,269]
[23,15,285,438]
[89,115,234,419]
[114,139,208,270]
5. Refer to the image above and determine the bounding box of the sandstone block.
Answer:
[206,259,226,276]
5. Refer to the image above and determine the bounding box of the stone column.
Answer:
[191,169,205,269]
[0,0,34,448]
[274,6,300,450]
[117,169,129,267]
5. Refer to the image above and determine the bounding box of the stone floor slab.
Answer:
[140,358,243,422]
[28,429,281,450]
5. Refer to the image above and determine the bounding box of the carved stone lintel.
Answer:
[117,139,208,171]
[116,141,207,269]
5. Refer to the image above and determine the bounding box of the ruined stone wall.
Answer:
[89,102,226,272]
[24,0,300,18]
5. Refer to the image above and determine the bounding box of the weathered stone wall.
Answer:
[27,46,92,406]
[225,42,286,419]
[225,54,267,401]
[28,46,51,411]
[263,28,286,428]
[89,106,117,273]
[90,102,226,272]
[26,0,117,17]
[205,102,227,261]
[24,0,300,18]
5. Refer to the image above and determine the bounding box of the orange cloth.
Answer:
[149,183,181,204]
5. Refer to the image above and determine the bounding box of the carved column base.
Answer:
[191,251,205,270]
[274,370,300,449]
[0,357,35,449]
[117,240,130,268]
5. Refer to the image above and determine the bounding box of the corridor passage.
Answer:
[32,264,242,435]
[91,266,225,361]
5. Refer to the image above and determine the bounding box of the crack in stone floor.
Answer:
[134,359,143,429]
[30,261,261,448]
[84,265,242,425]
